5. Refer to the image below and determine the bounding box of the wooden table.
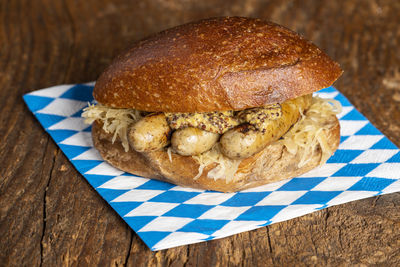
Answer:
[2,0,400,266]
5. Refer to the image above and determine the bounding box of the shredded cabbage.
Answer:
[192,143,242,182]
[81,104,142,152]
[279,96,342,167]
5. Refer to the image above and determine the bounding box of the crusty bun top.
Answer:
[94,17,342,113]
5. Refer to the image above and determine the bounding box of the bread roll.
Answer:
[86,17,343,192]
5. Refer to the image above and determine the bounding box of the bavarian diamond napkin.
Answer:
[23,83,400,250]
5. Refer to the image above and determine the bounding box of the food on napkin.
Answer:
[82,17,342,192]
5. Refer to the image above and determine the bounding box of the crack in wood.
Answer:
[266,226,275,265]
[183,244,190,267]
[39,143,58,267]
[372,195,381,207]
[122,231,133,267]
[324,208,330,232]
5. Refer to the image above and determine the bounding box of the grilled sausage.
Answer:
[128,113,171,152]
[171,127,220,156]
[220,95,312,159]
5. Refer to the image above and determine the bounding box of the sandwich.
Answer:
[82,17,343,192]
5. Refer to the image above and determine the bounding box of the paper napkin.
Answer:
[23,84,400,250]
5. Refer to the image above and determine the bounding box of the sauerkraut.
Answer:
[82,104,142,152]
[279,96,342,167]
[192,143,242,182]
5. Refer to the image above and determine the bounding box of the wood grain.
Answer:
[1,0,399,266]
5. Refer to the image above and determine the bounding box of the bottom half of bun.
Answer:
[91,113,340,192]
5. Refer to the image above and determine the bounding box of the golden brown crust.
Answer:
[92,115,340,192]
[93,17,343,113]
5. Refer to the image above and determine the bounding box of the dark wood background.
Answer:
[1,0,400,266]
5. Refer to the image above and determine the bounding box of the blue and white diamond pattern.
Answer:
[23,84,400,251]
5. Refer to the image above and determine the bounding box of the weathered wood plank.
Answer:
[1,0,399,266]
